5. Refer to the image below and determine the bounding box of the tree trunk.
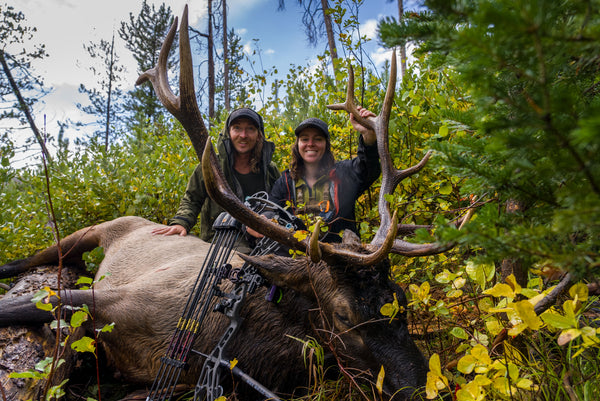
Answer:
[222,0,230,112]
[208,0,215,121]
[320,0,338,73]
[397,0,407,77]
[500,199,528,288]
[0,51,52,162]
[105,33,116,151]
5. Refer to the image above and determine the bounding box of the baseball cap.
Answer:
[227,108,264,133]
[294,117,330,140]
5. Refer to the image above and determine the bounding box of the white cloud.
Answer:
[265,49,275,55]
[361,19,379,40]
[370,47,394,67]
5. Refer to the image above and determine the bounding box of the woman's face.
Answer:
[297,128,327,165]
[229,117,260,155]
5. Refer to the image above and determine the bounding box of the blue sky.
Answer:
[5,0,409,165]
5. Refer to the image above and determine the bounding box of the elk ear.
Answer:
[239,254,328,297]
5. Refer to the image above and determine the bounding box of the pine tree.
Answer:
[118,0,175,127]
[379,0,600,278]
[0,3,50,160]
[77,33,126,150]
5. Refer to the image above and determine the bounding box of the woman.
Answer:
[268,107,379,243]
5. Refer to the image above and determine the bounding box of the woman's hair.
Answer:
[289,136,335,180]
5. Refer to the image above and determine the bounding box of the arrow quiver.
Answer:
[146,192,301,401]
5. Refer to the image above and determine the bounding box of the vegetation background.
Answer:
[1,0,599,400]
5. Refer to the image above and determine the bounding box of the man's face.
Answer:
[229,117,260,155]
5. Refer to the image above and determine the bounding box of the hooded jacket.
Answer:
[269,134,380,242]
[169,121,280,242]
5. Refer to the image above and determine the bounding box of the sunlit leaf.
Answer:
[513,300,542,330]
[376,366,385,396]
[483,283,514,298]
[557,328,581,346]
[71,336,96,353]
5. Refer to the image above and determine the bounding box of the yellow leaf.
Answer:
[376,366,385,396]
[470,344,491,364]
[439,182,452,195]
[493,377,511,396]
[229,358,238,370]
[485,318,503,336]
[513,300,542,330]
[425,371,442,399]
[516,378,534,390]
[569,282,588,302]
[558,328,581,346]
[484,283,515,298]
[429,353,443,376]
[472,374,492,386]
[457,355,476,374]
[508,322,528,337]
[505,274,522,294]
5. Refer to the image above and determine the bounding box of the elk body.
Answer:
[0,216,427,399]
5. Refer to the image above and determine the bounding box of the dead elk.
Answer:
[0,216,428,400]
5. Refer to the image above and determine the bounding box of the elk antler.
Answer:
[141,7,421,266]
[136,5,207,161]
[327,51,453,257]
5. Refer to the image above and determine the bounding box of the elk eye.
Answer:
[335,312,352,327]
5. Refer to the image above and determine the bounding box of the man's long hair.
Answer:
[290,137,335,181]
[249,133,264,173]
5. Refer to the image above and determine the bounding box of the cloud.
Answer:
[361,19,379,40]
[265,49,275,55]
[370,47,394,66]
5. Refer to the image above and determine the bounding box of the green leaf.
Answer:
[71,336,96,353]
[450,327,469,340]
[70,310,89,328]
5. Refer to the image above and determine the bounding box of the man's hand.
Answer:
[350,106,377,146]
[152,224,188,236]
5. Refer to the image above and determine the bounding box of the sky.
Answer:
[4,0,405,166]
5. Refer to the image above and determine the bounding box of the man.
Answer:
[153,108,280,248]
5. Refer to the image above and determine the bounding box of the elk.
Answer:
[0,6,459,400]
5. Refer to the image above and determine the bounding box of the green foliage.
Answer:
[381,0,600,278]
[379,1,600,400]
[0,120,194,265]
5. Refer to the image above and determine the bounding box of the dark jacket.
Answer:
[169,132,280,242]
[269,135,380,241]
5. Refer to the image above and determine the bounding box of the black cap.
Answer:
[227,108,264,133]
[294,117,330,140]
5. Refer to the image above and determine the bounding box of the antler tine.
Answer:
[326,64,376,132]
[370,50,436,254]
[201,141,308,253]
[136,5,207,161]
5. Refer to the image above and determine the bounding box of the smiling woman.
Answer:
[267,107,380,243]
